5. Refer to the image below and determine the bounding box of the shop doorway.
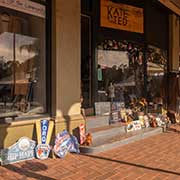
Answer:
[81,15,92,108]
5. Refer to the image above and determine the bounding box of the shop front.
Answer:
[81,0,180,129]
[0,0,180,158]
[0,0,85,149]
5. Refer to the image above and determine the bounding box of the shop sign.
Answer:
[95,102,111,116]
[126,120,142,132]
[79,124,86,145]
[53,130,80,158]
[101,0,144,33]
[53,130,71,158]
[41,120,49,144]
[36,119,54,145]
[1,137,36,165]
[126,121,134,132]
[110,102,125,123]
[133,120,142,131]
[35,119,54,160]
[35,144,50,160]
[0,0,45,18]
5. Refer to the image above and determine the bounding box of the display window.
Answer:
[97,39,144,108]
[0,1,47,118]
[146,45,167,110]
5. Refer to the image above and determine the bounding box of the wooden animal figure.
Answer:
[150,118,157,128]
[83,133,92,146]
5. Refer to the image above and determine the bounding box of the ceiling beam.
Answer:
[159,0,180,16]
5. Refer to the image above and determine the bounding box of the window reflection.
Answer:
[147,45,167,108]
[0,32,43,116]
[0,6,46,118]
[97,40,144,108]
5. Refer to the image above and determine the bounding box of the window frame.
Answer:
[0,0,52,121]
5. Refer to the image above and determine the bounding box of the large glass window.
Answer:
[146,45,167,111]
[97,40,144,108]
[0,2,46,118]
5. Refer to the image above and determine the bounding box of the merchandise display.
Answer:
[93,38,173,133]
[82,133,93,146]
[53,130,80,158]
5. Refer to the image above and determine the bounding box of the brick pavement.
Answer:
[0,127,180,180]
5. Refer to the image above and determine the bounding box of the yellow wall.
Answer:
[52,0,85,134]
[0,119,38,148]
[52,0,82,117]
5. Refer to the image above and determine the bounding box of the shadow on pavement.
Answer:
[21,161,48,172]
[4,161,56,180]
[80,153,180,176]
[168,128,180,133]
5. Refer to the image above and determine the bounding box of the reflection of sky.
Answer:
[0,32,38,63]
[0,32,13,61]
[98,50,129,68]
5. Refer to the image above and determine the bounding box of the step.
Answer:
[89,123,126,143]
[80,127,163,154]
[86,115,110,130]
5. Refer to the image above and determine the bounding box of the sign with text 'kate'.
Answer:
[101,0,144,33]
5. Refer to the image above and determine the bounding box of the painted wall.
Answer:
[0,0,85,148]
[52,0,81,117]
[52,0,85,133]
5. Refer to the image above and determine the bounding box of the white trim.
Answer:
[0,0,45,18]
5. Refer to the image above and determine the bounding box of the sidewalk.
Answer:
[0,125,180,180]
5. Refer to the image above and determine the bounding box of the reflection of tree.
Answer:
[147,46,167,66]
[20,41,39,56]
[0,59,12,80]
[98,39,144,99]
[17,39,39,81]
[0,35,39,113]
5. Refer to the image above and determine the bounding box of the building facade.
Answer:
[82,0,180,116]
[0,0,180,149]
[0,0,84,148]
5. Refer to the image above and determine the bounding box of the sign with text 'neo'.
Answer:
[101,0,144,33]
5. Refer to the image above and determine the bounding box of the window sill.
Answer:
[0,114,51,127]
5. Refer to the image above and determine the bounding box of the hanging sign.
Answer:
[0,0,45,18]
[35,119,54,160]
[1,137,36,165]
[100,0,144,33]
